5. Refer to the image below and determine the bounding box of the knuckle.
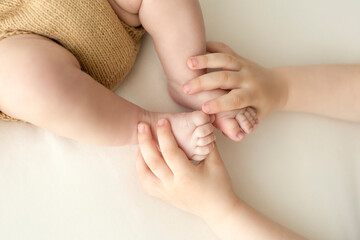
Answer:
[201,55,209,66]
[193,77,203,89]
[232,95,244,107]
[211,100,222,112]
[224,54,234,66]
[220,71,230,83]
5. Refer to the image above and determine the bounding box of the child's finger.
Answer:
[156,119,193,173]
[136,150,163,198]
[187,53,243,71]
[183,71,243,94]
[202,90,251,114]
[138,122,173,182]
[206,41,236,55]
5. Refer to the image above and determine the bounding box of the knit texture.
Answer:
[0,0,145,121]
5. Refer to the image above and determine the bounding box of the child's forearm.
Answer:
[275,65,360,122]
[204,199,306,240]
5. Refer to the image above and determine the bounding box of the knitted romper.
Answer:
[0,0,145,121]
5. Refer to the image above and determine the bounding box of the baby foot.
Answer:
[214,107,258,142]
[148,111,216,161]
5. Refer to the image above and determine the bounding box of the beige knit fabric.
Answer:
[0,0,145,121]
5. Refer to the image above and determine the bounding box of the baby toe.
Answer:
[194,123,214,138]
[197,134,216,147]
[236,109,255,134]
[244,110,252,120]
[248,107,257,116]
[192,111,212,126]
[248,108,259,123]
[191,155,206,161]
[194,144,213,155]
[215,118,244,142]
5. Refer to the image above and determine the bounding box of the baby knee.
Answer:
[115,0,143,14]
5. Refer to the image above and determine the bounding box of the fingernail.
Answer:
[203,104,211,114]
[210,114,216,123]
[237,132,244,140]
[138,123,145,133]
[183,84,191,94]
[157,119,167,126]
[191,58,199,68]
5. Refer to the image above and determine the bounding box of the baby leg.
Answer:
[113,0,258,141]
[0,34,214,159]
[113,0,216,108]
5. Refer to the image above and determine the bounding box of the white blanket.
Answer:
[1,0,359,239]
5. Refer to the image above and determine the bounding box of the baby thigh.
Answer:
[0,34,82,124]
[0,34,149,146]
[0,32,126,144]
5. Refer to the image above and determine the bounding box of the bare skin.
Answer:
[136,42,360,239]
[110,0,258,142]
[184,42,360,123]
[0,0,217,160]
[171,45,259,142]
[136,120,306,240]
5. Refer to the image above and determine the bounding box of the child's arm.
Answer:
[184,42,360,122]
[136,120,306,240]
[275,65,360,122]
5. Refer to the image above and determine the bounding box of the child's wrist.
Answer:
[271,66,290,112]
[201,197,246,237]
[200,195,242,225]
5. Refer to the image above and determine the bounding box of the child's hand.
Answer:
[136,119,239,221]
[137,119,307,240]
[184,42,288,120]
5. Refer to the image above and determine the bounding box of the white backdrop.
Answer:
[1,0,359,239]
